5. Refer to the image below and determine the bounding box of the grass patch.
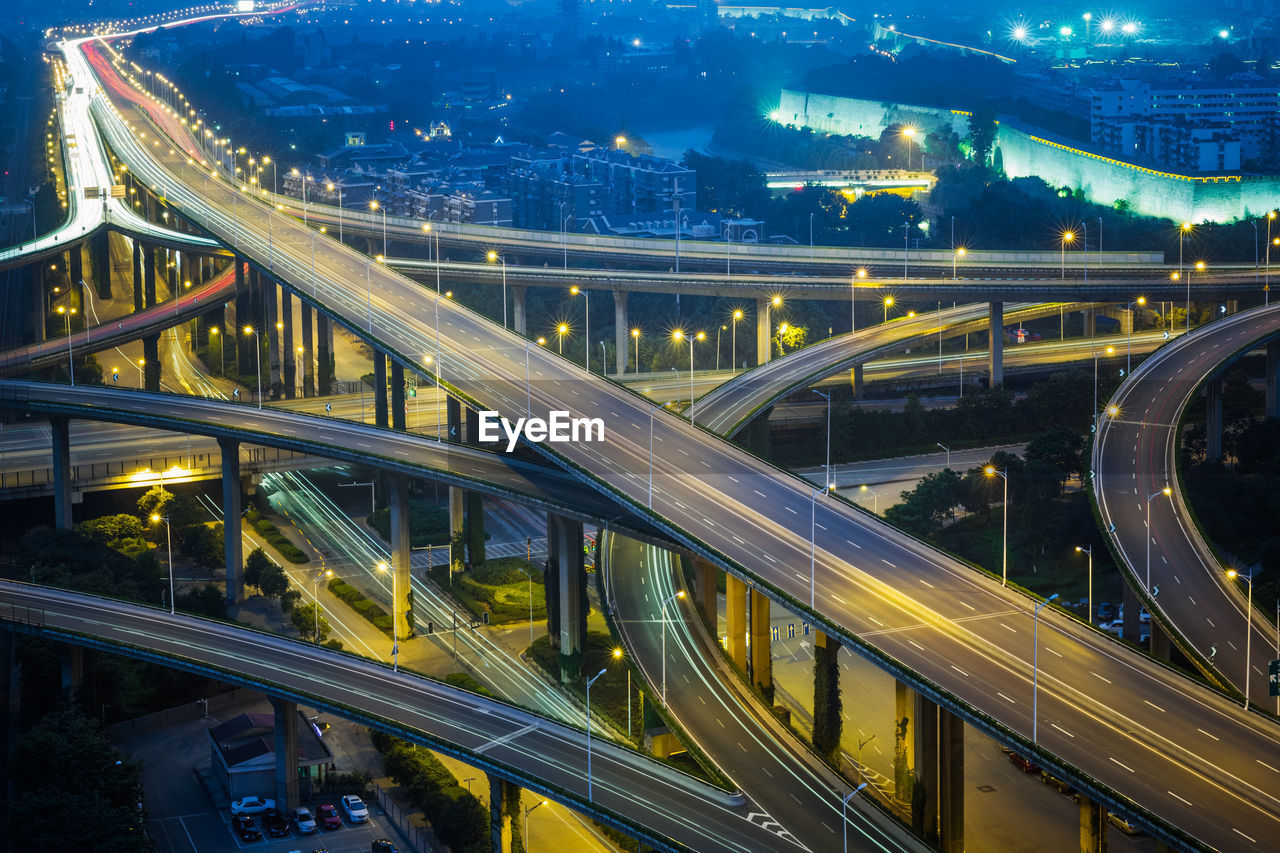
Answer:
[427,557,544,625]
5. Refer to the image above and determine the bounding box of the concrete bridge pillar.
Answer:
[373,354,389,427]
[389,474,411,639]
[59,645,84,697]
[234,259,251,371]
[1079,795,1106,853]
[756,298,772,365]
[894,682,918,810]
[268,697,300,810]
[142,335,160,392]
[91,230,110,298]
[725,574,747,670]
[850,363,864,401]
[51,416,72,530]
[988,301,1003,386]
[813,632,841,764]
[1122,579,1142,644]
[316,313,333,396]
[1206,375,1223,462]
[391,363,406,430]
[68,244,82,293]
[1082,307,1096,338]
[219,437,244,605]
[749,588,772,695]
[1149,618,1171,661]
[693,558,717,629]
[547,514,586,681]
[262,275,280,397]
[489,775,514,853]
[143,244,157,308]
[446,395,462,442]
[280,289,295,399]
[301,303,315,397]
[132,239,144,311]
[938,707,964,852]
[511,285,526,336]
[1266,341,1279,420]
[449,487,465,577]
[614,291,628,375]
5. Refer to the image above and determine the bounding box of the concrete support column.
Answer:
[489,775,513,853]
[1149,618,1171,660]
[893,681,916,808]
[988,301,1003,387]
[1117,307,1133,336]
[449,487,465,575]
[1079,795,1106,853]
[235,260,251,371]
[50,416,72,530]
[391,363,406,430]
[446,395,462,442]
[1266,341,1279,420]
[91,231,110,299]
[756,298,772,365]
[725,574,747,670]
[511,285,526,336]
[694,559,717,628]
[1082,307,1096,337]
[914,692,939,841]
[552,514,586,681]
[614,291,628,375]
[132,239,143,311]
[938,708,964,852]
[389,474,411,639]
[68,244,82,291]
[219,438,244,605]
[263,276,280,397]
[59,646,84,696]
[749,588,772,694]
[281,289,295,399]
[373,353,388,427]
[301,303,315,397]
[813,631,842,763]
[316,313,332,396]
[142,335,160,391]
[1122,580,1142,644]
[850,363,864,401]
[268,697,300,810]
[143,244,157,308]
[1206,375,1223,462]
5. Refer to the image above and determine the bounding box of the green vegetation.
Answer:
[443,672,494,698]
[369,730,489,853]
[811,635,842,766]
[291,602,331,643]
[328,577,393,635]
[528,631,640,743]
[245,507,309,563]
[368,495,450,547]
[427,556,544,625]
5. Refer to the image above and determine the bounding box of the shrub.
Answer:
[328,578,392,636]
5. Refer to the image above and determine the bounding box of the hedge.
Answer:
[250,515,309,564]
[328,578,393,636]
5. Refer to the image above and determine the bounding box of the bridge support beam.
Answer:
[389,474,411,639]
[614,291,628,375]
[489,775,514,853]
[446,395,462,442]
[511,285,526,336]
[749,588,772,696]
[132,239,144,311]
[316,314,333,396]
[937,707,964,852]
[59,645,84,697]
[1122,580,1142,644]
[235,259,251,371]
[1206,375,1223,462]
[301,303,315,397]
[268,696,300,810]
[51,416,72,530]
[142,334,160,392]
[1082,307,1096,338]
[144,243,157,308]
[1267,341,1280,420]
[547,514,586,681]
[281,290,295,398]
[263,276,280,397]
[1079,795,1106,853]
[220,438,244,605]
[756,299,771,365]
[894,681,916,810]
[449,487,465,576]
[693,558,717,629]
[374,353,389,428]
[988,301,1003,387]
[90,231,110,299]
[725,574,747,670]
[391,363,406,431]
[813,632,841,763]
[850,363,864,401]
[1149,617,1171,661]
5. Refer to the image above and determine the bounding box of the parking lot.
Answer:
[151,808,400,853]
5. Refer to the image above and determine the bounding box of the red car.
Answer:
[316,802,342,831]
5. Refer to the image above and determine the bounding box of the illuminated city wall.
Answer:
[776,89,1280,223]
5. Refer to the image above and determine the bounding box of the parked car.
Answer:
[316,803,342,831]
[293,805,318,834]
[1096,602,1115,622]
[230,795,276,816]
[1040,771,1079,800]
[372,842,398,853]
[1107,813,1145,835]
[1002,747,1040,774]
[342,794,370,823]
[262,808,290,837]
[1101,619,1124,638]
[231,814,262,841]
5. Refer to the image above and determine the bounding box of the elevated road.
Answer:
[83,32,1280,851]
[1094,304,1280,702]
[0,581,766,853]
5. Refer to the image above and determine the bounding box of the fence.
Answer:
[0,447,315,491]
[371,781,435,853]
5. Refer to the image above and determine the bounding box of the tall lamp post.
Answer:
[631,328,641,374]
[1093,345,1114,428]
[1225,569,1254,709]
[671,330,705,426]
[953,247,965,280]
[1060,230,1075,279]
[716,325,727,372]
[1145,487,1172,591]
[730,309,743,371]
[585,667,608,801]
[985,466,1009,586]
[1187,260,1205,334]
[312,569,333,643]
[150,513,173,613]
[613,647,632,739]
[814,389,833,488]
[1125,297,1146,375]
[660,590,685,704]
[487,251,508,329]
[325,182,343,243]
[883,296,894,324]
[243,326,261,408]
[369,200,387,258]
[858,484,878,513]
[556,323,570,355]
[523,799,548,849]
[570,286,588,369]
[1032,593,1060,744]
[56,305,76,385]
[376,561,399,671]
[901,125,917,169]
[1074,546,1093,624]
[842,783,869,853]
[852,268,867,334]
[1178,221,1192,280]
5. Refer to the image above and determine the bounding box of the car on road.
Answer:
[262,808,290,837]
[372,841,398,853]
[231,814,262,841]
[1002,747,1040,774]
[1101,619,1124,638]
[293,805,317,834]
[316,803,342,830]
[342,794,369,823]
[230,795,276,816]
[1096,602,1115,622]
[1107,813,1144,835]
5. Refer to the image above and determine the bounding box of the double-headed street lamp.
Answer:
[1146,487,1172,591]
[660,590,685,705]
[1074,546,1093,624]
[150,513,173,613]
[1032,593,1060,744]
[671,330,705,425]
[985,466,1009,586]
[487,251,507,329]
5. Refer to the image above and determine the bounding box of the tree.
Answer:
[967,107,997,166]
[258,564,290,599]
[76,514,147,557]
[244,547,272,590]
[291,602,330,643]
[136,485,173,520]
[176,584,228,619]
[1025,428,1085,489]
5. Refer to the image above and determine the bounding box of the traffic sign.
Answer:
[1269,659,1280,698]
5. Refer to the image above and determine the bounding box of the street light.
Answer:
[631,328,641,374]
[1188,260,1205,334]
[715,325,727,372]
[985,466,1009,586]
[1032,593,1060,744]
[570,286,588,370]
[1126,297,1146,374]
[556,323,569,355]
[1178,221,1192,280]
[1225,569,1255,709]
[585,667,608,801]
[660,590,686,705]
[858,484,878,513]
[56,305,76,385]
[369,199,387,258]
[376,561,399,671]
[243,326,261,408]
[777,323,789,356]
[487,251,508,329]
[901,125,918,169]
[1074,546,1093,624]
[842,783,869,853]
[730,309,743,372]
[1145,487,1172,592]
[671,330,705,426]
[883,296,893,324]
[814,389,833,488]
[953,246,966,280]
[852,269,867,334]
[326,181,343,242]
[613,647,632,738]
[312,569,333,643]
[514,562,534,649]
[523,799,548,848]
[1093,345,1114,428]
[764,296,782,363]
[1060,230,1075,279]
[150,514,173,613]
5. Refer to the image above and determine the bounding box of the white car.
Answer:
[229,795,276,815]
[292,805,317,834]
[341,794,369,823]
